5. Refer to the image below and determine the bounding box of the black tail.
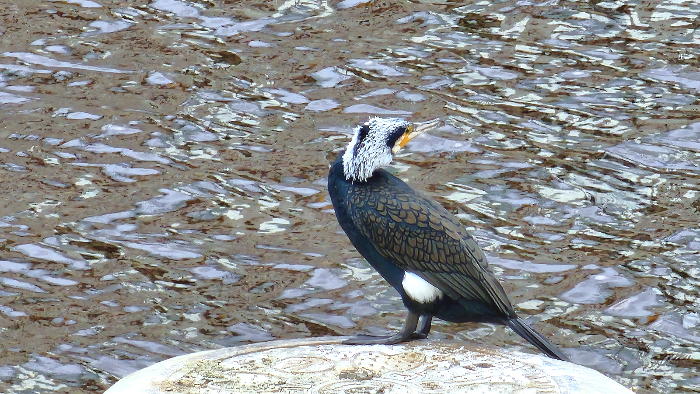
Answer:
[505,318,569,362]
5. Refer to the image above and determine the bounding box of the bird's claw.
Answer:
[410,332,428,340]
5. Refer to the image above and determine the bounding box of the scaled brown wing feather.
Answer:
[348,181,515,317]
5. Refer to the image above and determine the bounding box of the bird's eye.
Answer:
[386,126,408,148]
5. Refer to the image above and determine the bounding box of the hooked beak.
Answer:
[391,119,441,154]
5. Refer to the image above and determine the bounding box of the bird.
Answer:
[327,117,569,361]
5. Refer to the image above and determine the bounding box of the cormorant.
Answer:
[328,117,568,361]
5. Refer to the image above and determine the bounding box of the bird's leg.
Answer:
[411,314,432,339]
[343,311,420,345]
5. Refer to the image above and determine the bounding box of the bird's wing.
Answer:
[347,176,515,316]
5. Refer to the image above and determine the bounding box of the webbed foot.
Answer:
[343,312,429,345]
[343,334,410,345]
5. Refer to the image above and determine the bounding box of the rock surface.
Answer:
[105,337,634,394]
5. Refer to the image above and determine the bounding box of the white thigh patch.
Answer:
[402,272,443,304]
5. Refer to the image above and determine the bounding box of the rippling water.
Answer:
[1,1,700,393]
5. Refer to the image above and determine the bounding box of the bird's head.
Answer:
[342,117,437,182]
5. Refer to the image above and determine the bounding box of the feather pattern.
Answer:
[345,168,516,317]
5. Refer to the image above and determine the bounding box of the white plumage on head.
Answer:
[342,117,410,182]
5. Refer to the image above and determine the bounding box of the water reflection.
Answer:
[0,0,699,393]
